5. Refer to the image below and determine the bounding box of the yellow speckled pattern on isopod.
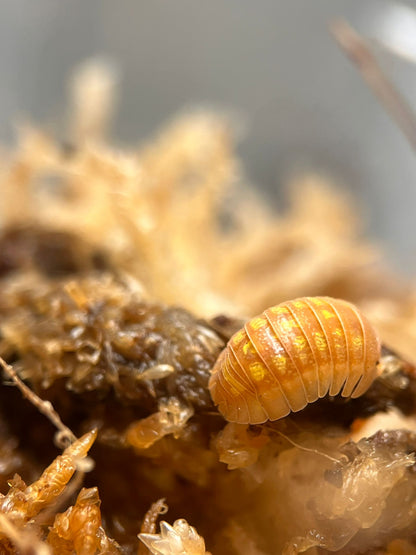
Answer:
[208,297,381,424]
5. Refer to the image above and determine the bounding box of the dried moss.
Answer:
[0,275,223,414]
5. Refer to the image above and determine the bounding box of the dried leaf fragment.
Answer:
[0,429,97,523]
[139,518,209,555]
[125,398,194,450]
[214,422,270,469]
[47,487,121,555]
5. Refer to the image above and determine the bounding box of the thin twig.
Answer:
[0,356,77,447]
[331,19,416,154]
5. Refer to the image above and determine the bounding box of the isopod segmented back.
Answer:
[208,297,381,424]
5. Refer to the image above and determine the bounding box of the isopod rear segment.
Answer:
[208,297,381,424]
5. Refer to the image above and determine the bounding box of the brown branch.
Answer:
[0,356,77,447]
[331,19,416,154]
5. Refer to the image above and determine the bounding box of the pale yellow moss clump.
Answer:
[0,60,390,319]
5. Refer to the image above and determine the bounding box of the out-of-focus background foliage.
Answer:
[1,0,416,272]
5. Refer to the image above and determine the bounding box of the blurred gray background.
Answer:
[1,0,416,273]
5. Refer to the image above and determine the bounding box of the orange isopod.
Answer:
[209,297,381,424]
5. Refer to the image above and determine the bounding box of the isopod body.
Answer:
[209,297,381,424]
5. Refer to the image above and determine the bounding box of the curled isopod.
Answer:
[208,297,381,424]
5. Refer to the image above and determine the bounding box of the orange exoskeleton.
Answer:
[209,297,381,424]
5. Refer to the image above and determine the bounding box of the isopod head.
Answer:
[208,297,381,424]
